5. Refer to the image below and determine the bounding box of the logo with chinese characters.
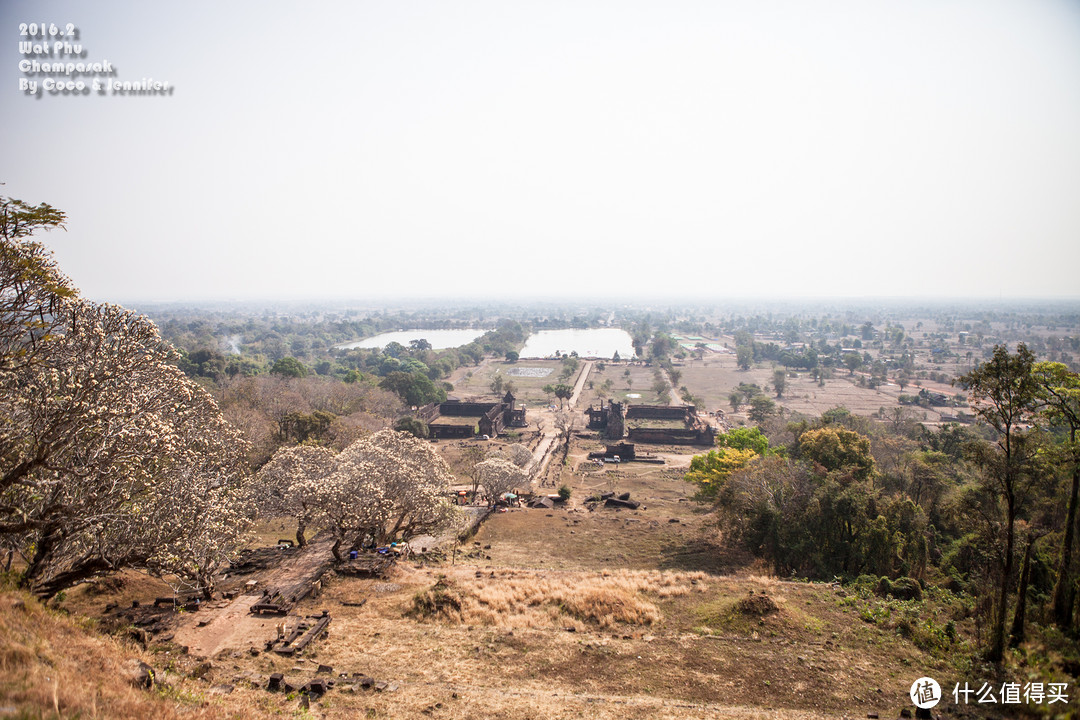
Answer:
[953,681,1070,706]
[910,677,942,709]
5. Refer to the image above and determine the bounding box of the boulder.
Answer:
[302,679,329,697]
[123,659,155,689]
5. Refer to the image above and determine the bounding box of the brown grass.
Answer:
[676,354,950,422]
[0,585,286,719]
[735,592,780,616]
[407,568,707,630]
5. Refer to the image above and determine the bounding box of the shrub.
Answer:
[407,576,463,622]
[878,576,922,601]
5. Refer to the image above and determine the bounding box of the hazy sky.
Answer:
[3,1,1079,303]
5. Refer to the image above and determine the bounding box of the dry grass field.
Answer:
[1,367,1015,719]
[449,359,567,407]
[675,354,958,424]
[578,362,669,407]
[1,445,991,720]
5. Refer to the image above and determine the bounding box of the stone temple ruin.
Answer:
[586,400,715,446]
[417,391,527,439]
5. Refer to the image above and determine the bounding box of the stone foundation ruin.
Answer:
[585,401,715,446]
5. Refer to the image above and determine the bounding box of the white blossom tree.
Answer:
[255,444,336,547]
[312,429,459,561]
[3,299,255,597]
[493,443,533,469]
[1,199,255,598]
[474,458,530,506]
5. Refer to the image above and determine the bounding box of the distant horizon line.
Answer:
[113,294,1080,308]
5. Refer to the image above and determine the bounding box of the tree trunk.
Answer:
[1051,459,1080,626]
[330,538,343,563]
[21,523,61,588]
[200,578,215,601]
[295,515,307,548]
[29,557,114,599]
[988,508,1015,663]
[1009,536,1035,647]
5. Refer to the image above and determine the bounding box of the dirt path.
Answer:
[528,360,593,481]
[568,359,593,407]
[173,535,337,658]
[664,365,683,406]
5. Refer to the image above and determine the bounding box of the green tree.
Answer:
[958,343,1041,661]
[552,383,574,409]
[798,426,875,482]
[729,392,742,413]
[738,382,761,405]
[717,426,774,455]
[896,371,911,392]
[505,350,519,363]
[379,370,447,407]
[747,396,775,423]
[409,338,432,352]
[383,341,406,358]
[650,333,675,360]
[394,416,429,439]
[270,356,307,378]
[842,352,863,375]
[1033,361,1080,627]
[772,369,786,398]
[736,345,753,371]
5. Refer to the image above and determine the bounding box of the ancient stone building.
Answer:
[586,400,624,440]
[417,391,527,439]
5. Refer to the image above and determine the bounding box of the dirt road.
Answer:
[173,535,337,658]
[527,360,593,481]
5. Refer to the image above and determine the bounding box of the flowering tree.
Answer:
[3,299,256,597]
[493,443,533,469]
[141,403,253,600]
[0,196,71,376]
[474,458,529,505]
[255,444,336,547]
[0,197,254,598]
[310,429,459,561]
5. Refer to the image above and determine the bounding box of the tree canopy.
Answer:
[1,198,254,598]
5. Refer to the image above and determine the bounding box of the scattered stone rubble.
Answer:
[584,491,641,510]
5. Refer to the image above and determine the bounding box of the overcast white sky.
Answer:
[3,1,1079,303]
